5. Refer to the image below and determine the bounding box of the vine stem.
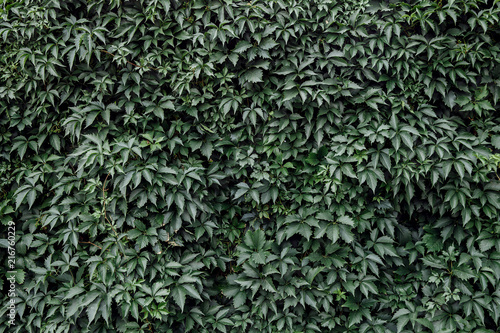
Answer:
[79,241,102,250]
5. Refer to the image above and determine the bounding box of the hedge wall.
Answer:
[1,0,500,332]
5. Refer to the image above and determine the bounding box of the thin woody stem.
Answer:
[79,241,103,250]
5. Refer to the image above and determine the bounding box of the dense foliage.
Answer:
[1,0,500,332]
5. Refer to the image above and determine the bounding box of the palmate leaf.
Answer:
[244,229,266,250]
[318,224,339,243]
[314,222,355,244]
[250,251,269,265]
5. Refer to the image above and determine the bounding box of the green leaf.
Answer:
[251,251,268,265]
[64,286,86,300]
[201,142,213,159]
[491,136,500,149]
[233,40,252,53]
[183,284,202,301]
[444,91,456,108]
[475,85,488,100]
[87,299,101,324]
[339,225,354,243]
[50,134,61,152]
[174,193,185,211]
[283,89,298,102]
[234,187,248,200]
[241,68,263,83]
[244,229,266,250]
[400,132,413,150]
[259,38,279,50]
[171,286,186,312]
[233,291,246,308]
[338,215,354,227]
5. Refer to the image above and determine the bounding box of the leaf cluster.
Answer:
[1,0,500,332]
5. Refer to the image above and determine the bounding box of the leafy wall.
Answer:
[1,0,500,332]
